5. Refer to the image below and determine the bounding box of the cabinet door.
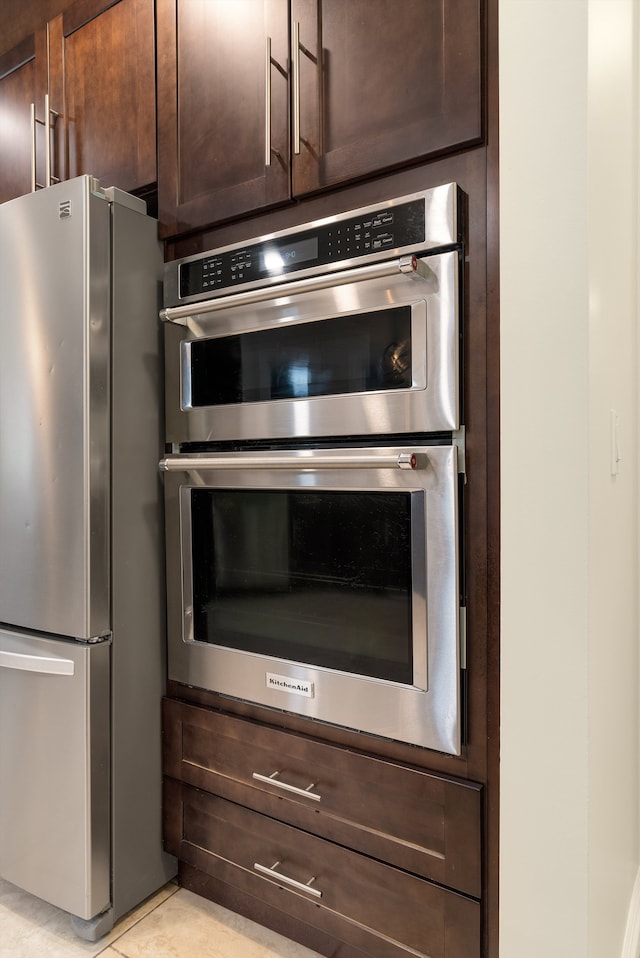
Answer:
[165,781,481,958]
[292,0,482,195]
[157,0,290,237]
[48,0,156,193]
[163,699,482,898]
[0,33,48,203]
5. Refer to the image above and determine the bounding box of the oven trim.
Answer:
[163,250,459,444]
[162,445,461,755]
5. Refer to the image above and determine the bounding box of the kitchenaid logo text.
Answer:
[266,672,314,698]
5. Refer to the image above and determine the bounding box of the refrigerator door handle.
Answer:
[0,649,75,676]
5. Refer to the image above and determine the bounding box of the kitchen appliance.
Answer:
[0,176,175,939]
[161,183,465,755]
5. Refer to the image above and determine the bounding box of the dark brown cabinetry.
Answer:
[49,0,156,193]
[163,697,482,958]
[0,34,48,204]
[157,0,291,236]
[157,0,482,236]
[0,0,155,202]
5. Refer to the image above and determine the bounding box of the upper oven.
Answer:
[161,183,463,445]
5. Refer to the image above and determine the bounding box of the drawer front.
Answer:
[164,779,480,958]
[163,698,481,897]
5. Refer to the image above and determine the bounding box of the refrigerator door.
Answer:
[0,176,110,639]
[0,627,110,919]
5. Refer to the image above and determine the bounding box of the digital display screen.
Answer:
[261,237,319,273]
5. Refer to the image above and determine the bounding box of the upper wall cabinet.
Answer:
[157,0,482,237]
[157,0,291,237]
[0,0,156,203]
[0,33,48,204]
[49,0,156,193]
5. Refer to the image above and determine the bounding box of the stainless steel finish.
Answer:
[0,648,75,675]
[0,177,110,640]
[265,37,272,166]
[0,628,110,919]
[252,771,322,802]
[160,254,420,325]
[160,450,421,472]
[254,861,322,898]
[460,606,467,671]
[292,20,301,155]
[107,188,177,921]
[164,445,460,754]
[30,103,38,191]
[163,184,458,309]
[454,426,467,479]
[44,93,61,187]
[30,99,59,190]
[164,249,458,442]
[0,176,175,930]
[44,93,52,187]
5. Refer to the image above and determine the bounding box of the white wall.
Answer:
[499,1,639,956]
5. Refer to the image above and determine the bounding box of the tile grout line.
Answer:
[94,883,181,957]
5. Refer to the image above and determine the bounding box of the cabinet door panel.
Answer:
[157,0,290,237]
[163,698,482,897]
[49,0,156,192]
[292,0,482,195]
[164,780,481,958]
[0,34,47,203]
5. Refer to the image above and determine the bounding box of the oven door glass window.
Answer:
[186,306,413,407]
[189,488,413,685]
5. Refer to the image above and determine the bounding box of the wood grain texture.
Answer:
[163,697,482,897]
[54,0,156,190]
[164,779,481,958]
[157,0,290,236]
[291,0,483,196]
[0,30,48,202]
[157,0,482,237]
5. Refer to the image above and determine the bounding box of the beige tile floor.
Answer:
[0,879,323,958]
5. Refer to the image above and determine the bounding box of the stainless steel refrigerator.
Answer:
[0,176,175,939]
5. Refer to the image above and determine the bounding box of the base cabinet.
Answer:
[163,696,482,958]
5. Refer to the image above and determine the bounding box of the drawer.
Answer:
[163,698,481,897]
[164,779,480,958]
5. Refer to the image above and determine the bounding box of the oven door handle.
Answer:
[159,451,420,472]
[159,255,435,325]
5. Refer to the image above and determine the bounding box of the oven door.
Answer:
[162,445,461,755]
[163,251,459,444]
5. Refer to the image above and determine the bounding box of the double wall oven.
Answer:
[161,183,466,755]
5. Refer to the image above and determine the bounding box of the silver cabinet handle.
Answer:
[0,649,74,676]
[44,94,53,187]
[292,20,301,155]
[160,451,420,473]
[31,96,60,191]
[265,36,272,166]
[254,860,322,898]
[160,254,429,324]
[252,770,322,802]
[44,94,60,187]
[30,102,38,192]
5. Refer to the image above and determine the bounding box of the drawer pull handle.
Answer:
[252,770,321,802]
[254,860,322,899]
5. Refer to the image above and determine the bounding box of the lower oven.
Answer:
[161,444,462,755]
[160,183,466,756]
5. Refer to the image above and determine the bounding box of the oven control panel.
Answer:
[167,183,462,306]
[179,199,426,299]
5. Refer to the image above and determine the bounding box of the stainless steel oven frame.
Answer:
[161,185,462,446]
[161,444,462,755]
